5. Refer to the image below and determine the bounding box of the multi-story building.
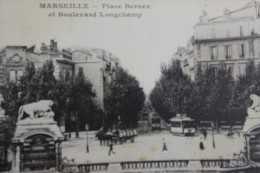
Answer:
[0,40,74,84]
[173,41,195,80]
[193,1,260,79]
[0,40,120,110]
[72,48,119,109]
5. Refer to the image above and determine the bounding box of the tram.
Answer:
[169,114,196,136]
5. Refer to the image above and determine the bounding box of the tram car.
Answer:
[169,114,196,136]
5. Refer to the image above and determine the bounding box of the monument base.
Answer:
[12,118,64,173]
[242,116,260,133]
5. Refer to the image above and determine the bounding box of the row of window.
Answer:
[9,70,23,82]
[208,63,247,77]
[10,68,72,82]
[211,44,245,60]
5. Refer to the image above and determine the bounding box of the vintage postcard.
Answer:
[0,0,260,172]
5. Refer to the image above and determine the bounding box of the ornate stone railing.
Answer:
[61,157,109,173]
[200,159,248,168]
[77,163,109,172]
[62,163,109,173]
[61,158,249,173]
[120,160,189,170]
[201,159,231,168]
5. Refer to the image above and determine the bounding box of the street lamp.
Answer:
[244,134,250,162]
[211,121,216,148]
[85,124,89,153]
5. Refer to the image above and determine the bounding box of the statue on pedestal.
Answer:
[247,94,260,118]
[12,100,64,173]
[18,100,55,121]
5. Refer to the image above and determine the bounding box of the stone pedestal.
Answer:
[12,118,64,173]
[242,116,260,163]
[242,117,260,133]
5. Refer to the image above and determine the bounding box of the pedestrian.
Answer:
[237,131,240,138]
[162,138,168,151]
[203,129,207,139]
[108,143,115,156]
[199,138,205,151]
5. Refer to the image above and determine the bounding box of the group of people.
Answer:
[230,151,248,167]
[95,128,137,156]
[107,128,243,156]
[227,127,240,138]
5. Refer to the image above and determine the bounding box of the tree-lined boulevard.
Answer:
[1,49,260,172]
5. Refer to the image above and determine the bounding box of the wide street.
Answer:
[62,130,245,164]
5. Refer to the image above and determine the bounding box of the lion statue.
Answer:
[247,94,260,117]
[18,100,54,121]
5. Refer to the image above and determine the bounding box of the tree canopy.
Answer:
[149,58,257,127]
[104,67,145,128]
[150,60,193,121]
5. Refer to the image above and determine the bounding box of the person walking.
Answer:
[203,129,207,139]
[199,138,205,151]
[108,143,115,156]
[162,138,168,151]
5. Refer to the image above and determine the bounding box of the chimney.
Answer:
[199,10,208,23]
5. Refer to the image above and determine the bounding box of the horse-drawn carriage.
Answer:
[96,129,137,145]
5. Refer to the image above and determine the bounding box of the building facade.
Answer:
[0,40,74,84]
[194,1,260,79]
[72,48,119,109]
[0,40,120,110]
[177,1,260,80]
[173,41,195,81]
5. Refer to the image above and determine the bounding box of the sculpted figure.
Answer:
[18,100,54,120]
[247,94,260,117]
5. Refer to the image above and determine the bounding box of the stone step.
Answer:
[106,163,122,173]
[187,160,202,170]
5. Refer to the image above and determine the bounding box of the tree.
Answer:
[229,61,259,124]
[105,67,145,128]
[0,118,15,167]
[18,61,38,104]
[37,60,56,100]
[206,64,234,132]
[1,82,20,120]
[187,64,213,122]
[54,71,72,126]
[187,63,234,131]
[69,68,96,137]
[149,60,193,121]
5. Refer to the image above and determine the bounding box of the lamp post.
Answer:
[85,124,89,153]
[244,134,250,163]
[211,121,216,148]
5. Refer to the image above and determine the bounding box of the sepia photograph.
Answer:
[0,0,260,172]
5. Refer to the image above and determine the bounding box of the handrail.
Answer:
[200,159,248,168]
[62,162,109,173]
[61,158,249,172]
[121,160,189,170]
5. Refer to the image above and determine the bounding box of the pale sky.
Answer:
[0,0,250,95]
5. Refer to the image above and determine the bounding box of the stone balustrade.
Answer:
[120,160,189,170]
[200,159,248,168]
[61,158,249,173]
[62,163,109,173]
